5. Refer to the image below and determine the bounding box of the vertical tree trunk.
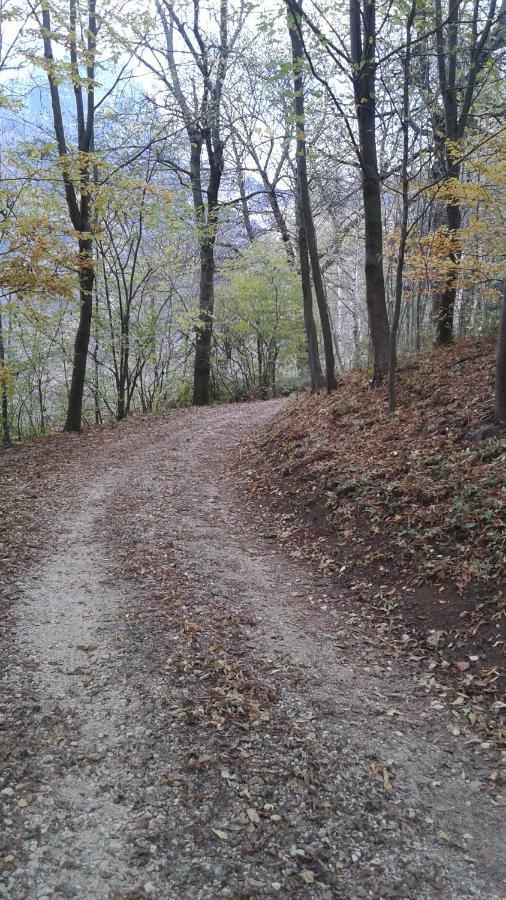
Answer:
[436,197,461,344]
[350,0,391,384]
[415,284,422,351]
[288,3,337,392]
[43,0,97,433]
[116,314,130,421]
[495,280,506,424]
[362,166,391,381]
[193,238,216,406]
[64,239,94,432]
[92,285,100,424]
[0,303,11,447]
[295,192,325,391]
[388,0,416,413]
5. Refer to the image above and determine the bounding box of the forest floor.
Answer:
[0,386,505,898]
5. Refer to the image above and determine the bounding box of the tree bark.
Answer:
[156,1,229,407]
[42,0,97,432]
[295,191,324,391]
[64,239,94,432]
[436,197,461,344]
[288,3,337,392]
[350,0,391,383]
[388,0,416,413]
[432,0,502,344]
[188,129,222,406]
[495,280,506,424]
[193,239,216,405]
[0,302,11,446]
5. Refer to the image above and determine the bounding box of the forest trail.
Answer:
[1,402,505,900]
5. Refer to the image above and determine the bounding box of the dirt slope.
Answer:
[241,340,505,738]
[0,402,504,899]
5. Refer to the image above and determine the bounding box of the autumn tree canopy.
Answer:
[0,0,504,442]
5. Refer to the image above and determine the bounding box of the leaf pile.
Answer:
[239,338,505,737]
[246,339,504,588]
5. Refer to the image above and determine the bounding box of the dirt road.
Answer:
[1,402,504,899]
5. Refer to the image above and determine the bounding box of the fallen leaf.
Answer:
[455,661,470,672]
[299,870,315,884]
[383,768,393,791]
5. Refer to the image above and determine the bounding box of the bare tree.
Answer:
[388,0,417,412]
[432,0,505,344]
[288,2,337,391]
[153,0,249,405]
[349,0,391,383]
[285,0,391,383]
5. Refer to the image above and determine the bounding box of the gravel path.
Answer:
[1,402,504,899]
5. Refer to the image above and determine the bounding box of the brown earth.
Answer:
[239,340,505,739]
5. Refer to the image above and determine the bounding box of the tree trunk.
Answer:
[388,0,416,413]
[350,0,391,384]
[362,167,390,382]
[188,125,222,407]
[495,280,506,424]
[64,239,94,432]
[415,284,422,351]
[42,0,97,433]
[117,315,130,421]
[288,5,337,392]
[436,198,461,344]
[0,303,11,447]
[295,191,325,391]
[193,239,215,406]
[92,285,101,425]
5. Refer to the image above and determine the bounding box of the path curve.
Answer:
[1,401,504,899]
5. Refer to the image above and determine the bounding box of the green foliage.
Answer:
[214,241,305,398]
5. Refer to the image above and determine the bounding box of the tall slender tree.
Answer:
[285,0,391,383]
[288,2,337,392]
[153,0,248,406]
[34,0,97,431]
[388,0,417,413]
[0,299,10,446]
[349,0,391,382]
[431,0,505,344]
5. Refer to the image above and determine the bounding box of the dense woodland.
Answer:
[0,0,505,442]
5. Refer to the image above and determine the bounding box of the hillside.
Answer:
[241,339,505,737]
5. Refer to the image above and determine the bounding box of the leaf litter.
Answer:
[0,397,505,898]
